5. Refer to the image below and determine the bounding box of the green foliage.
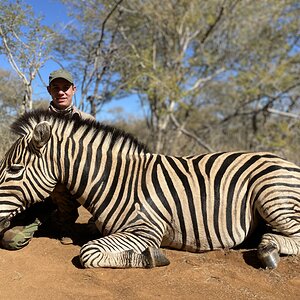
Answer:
[0,0,53,70]
[100,0,299,154]
[0,69,23,115]
[1,0,300,160]
[0,68,23,156]
[256,121,291,149]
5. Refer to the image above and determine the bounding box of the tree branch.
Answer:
[200,3,224,44]
[266,108,300,119]
[0,26,29,85]
[119,26,146,69]
[170,113,214,152]
[188,67,225,92]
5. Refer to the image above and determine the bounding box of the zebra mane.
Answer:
[11,109,150,154]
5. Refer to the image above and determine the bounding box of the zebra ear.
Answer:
[31,121,52,149]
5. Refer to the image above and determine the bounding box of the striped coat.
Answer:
[0,110,299,269]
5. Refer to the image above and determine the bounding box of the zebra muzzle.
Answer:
[0,217,11,235]
[0,207,23,235]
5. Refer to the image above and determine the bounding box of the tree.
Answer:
[0,68,24,116]
[54,0,300,157]
[54,0,125,117]
[0,0,53,113]
[0,68,24,156]
[111,0,300,154]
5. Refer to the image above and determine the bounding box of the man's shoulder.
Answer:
[73,107,95,121]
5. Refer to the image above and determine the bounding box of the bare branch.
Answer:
[266,108,300,119]
[170,114,214,152]
[188,67,225,92]
[81,0,125,101]
[119,26,146,69]
[0,26,29,85]
[11,30,31,50]
[200,3,224,44]
[96,0,125,53]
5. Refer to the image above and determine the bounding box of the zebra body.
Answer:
[0,110,299,269]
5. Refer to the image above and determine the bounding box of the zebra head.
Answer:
[0,118,57,233]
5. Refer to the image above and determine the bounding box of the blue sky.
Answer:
[1,0,142,121]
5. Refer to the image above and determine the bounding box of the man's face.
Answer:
[47,78,76,110]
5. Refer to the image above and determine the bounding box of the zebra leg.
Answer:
[79,234,170,268]
[257,199,300,269]
[257,233,300,269]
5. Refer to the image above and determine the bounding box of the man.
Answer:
[47,69,95,245]
[1,69,95,250]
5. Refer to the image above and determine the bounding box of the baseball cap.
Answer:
[49,69,74,85]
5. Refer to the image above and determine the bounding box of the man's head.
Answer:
[47,69,76,110]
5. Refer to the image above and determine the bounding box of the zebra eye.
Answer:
[7,164,24,174]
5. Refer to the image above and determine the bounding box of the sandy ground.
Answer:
[0,207,299,300]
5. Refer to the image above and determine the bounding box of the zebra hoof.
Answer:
[257,243,280,269]
[143,247,170,268]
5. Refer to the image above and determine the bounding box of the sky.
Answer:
[0,0,142,121]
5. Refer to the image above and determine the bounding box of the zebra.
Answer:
[0,110,299,269]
